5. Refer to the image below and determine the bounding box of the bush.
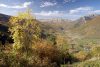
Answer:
[91,46,100,57]
[34,43,62,67]
[74,51,89,61]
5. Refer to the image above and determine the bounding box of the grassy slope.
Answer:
[72,60,100,67]
[73,16,100,39]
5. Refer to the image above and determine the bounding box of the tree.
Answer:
[9,10,41,56]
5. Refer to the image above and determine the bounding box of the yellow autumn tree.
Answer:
[9,10,41,56]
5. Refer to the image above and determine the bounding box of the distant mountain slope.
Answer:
[73,14,97,28]
[39,18,73,33]
[72,15,100,38]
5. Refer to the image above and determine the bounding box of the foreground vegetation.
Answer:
[0,10,76,67]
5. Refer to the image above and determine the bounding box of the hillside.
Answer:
[0,14,10,34]
[71,15,100,39]
[73,14,97,28]
[39,18,74,33]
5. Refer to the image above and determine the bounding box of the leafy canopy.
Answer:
[9,10,41,55]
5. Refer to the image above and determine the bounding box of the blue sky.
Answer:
[0,0,100,20]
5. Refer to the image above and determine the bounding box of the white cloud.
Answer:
[93,10,100,13]
[69,7,93,14]
[34,6,100,20]
[34,11,64,16]
[0,2,32,9]
[64,0,71,3]
[69,6,100,15]
[0,4,7,7]
[34,10,81,20]
[63,0,76,3]
[40,2,57,7]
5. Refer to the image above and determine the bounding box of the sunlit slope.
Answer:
[73,16,100,38]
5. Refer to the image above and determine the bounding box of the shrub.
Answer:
[34,43,62,67]
[91,46,100,57]
[74,51,89,61]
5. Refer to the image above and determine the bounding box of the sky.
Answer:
[0,0,100,20]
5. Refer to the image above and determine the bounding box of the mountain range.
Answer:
[0,13,100,39]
